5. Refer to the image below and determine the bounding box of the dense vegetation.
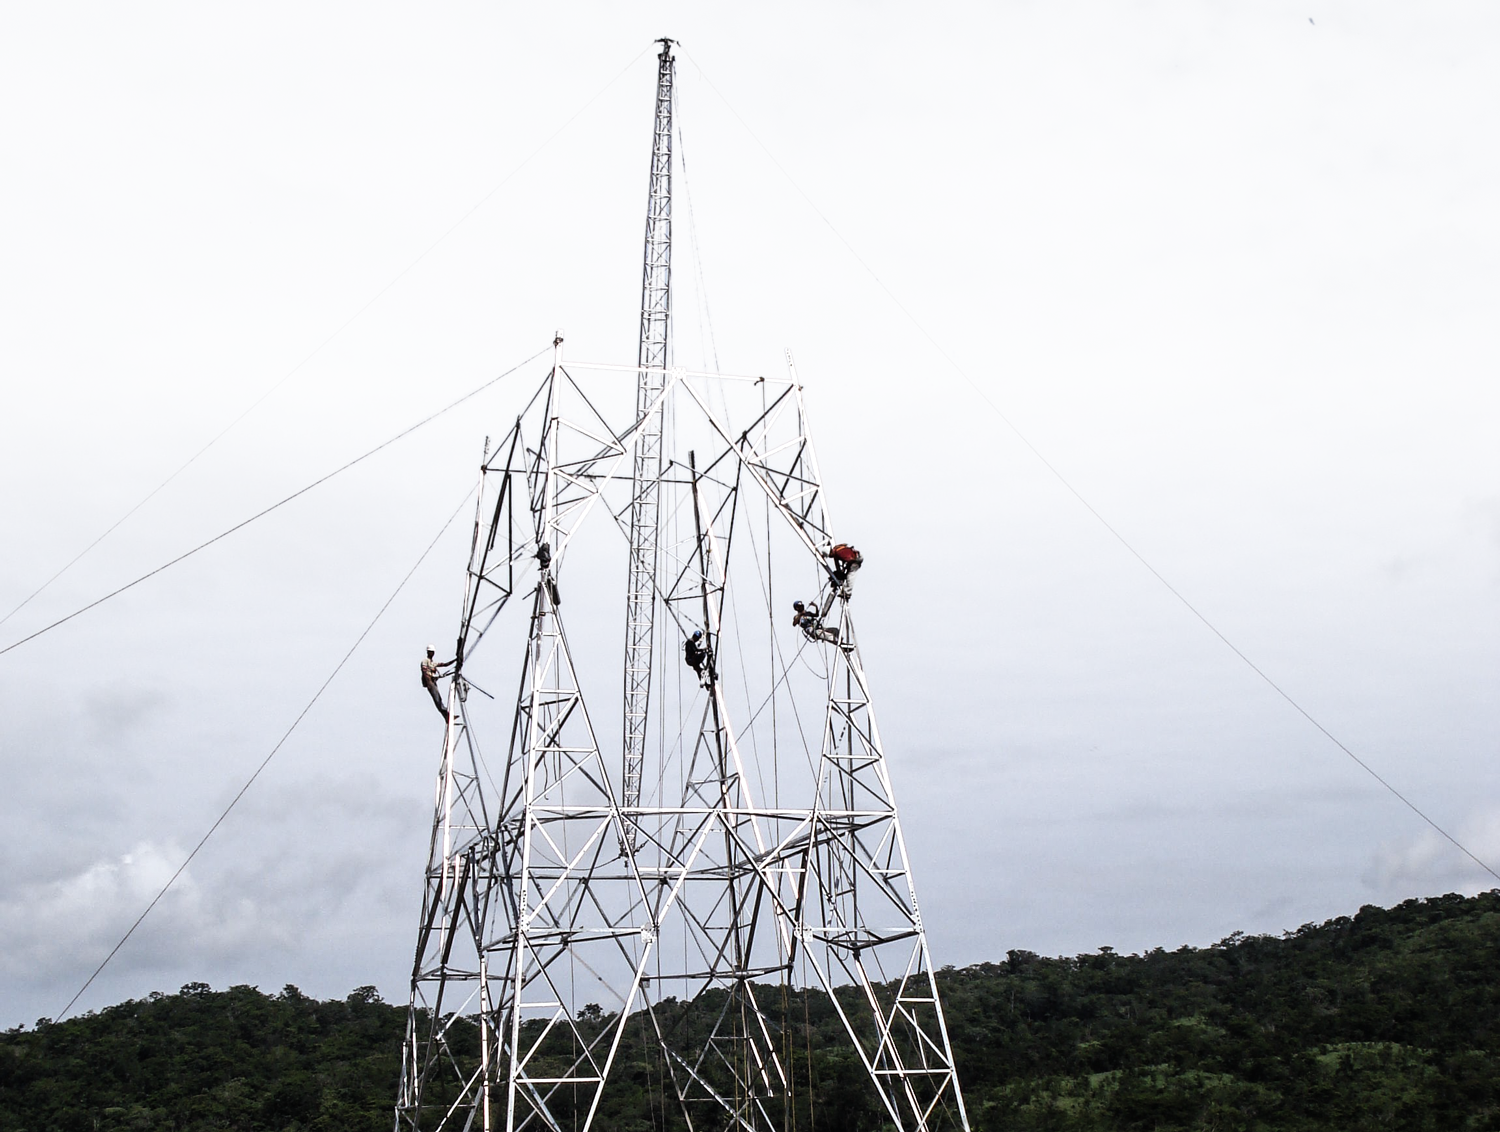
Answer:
[3,890,1498,1131]
[948,890,1500,1131]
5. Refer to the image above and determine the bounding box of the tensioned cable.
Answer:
[678,47,1500,885]
[675,85,721,374]
[0,44,654,633]
[0,346,547,659]
[56,484,476,1021]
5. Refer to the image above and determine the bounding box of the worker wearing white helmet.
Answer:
[420,645,455,721]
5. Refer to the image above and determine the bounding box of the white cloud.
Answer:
[2,0,1499,1023]
[0,840,294,982]
[1365,807,1500,895]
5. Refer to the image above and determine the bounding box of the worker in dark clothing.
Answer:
[792,601,839,645]
[684,629,713,687]
[824,541,863,590]
[421,646,454,721]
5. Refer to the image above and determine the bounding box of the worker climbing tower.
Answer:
[394,39,969,1132]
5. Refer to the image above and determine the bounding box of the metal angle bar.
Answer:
[543,376,678,566]
[730,385,799,464]
[842,944,953,1120]
[574,918,668,1129]
[741,434,804,470]
[509,1001,624,1110]
[870,940,930,1064]
[786,359,837,533]
[677,379,830,561]
[652,1001,777,1105]
[564,357,783,385]
[520,1078,606,1091]
[656,1041,764,1131]
[520,805,882,820]
[557,367,635,449]
[551,429,628,471]
[525,818,614,919]
[515,1006,573,1074]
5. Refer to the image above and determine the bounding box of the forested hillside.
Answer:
[4,890,1498,1131]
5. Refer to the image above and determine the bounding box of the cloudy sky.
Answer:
[2,1,1498,1028]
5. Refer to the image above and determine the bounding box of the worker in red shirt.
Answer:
[824,541,863,591]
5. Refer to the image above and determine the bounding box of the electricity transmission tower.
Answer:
[394,38,970,1132]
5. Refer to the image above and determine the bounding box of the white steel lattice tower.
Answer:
[394,41,969,1132]
[621,39,675,847]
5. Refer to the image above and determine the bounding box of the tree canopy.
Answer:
[3,890,1498,1130]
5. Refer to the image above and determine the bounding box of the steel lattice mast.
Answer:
[621,38,675,842]
[393,40,970,1132]
[395,356,971,1132]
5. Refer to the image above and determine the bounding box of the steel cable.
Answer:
[0,347,547,659]
[678,46,1500,885]
[1,43,653,633]
[56,484,476,1021]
